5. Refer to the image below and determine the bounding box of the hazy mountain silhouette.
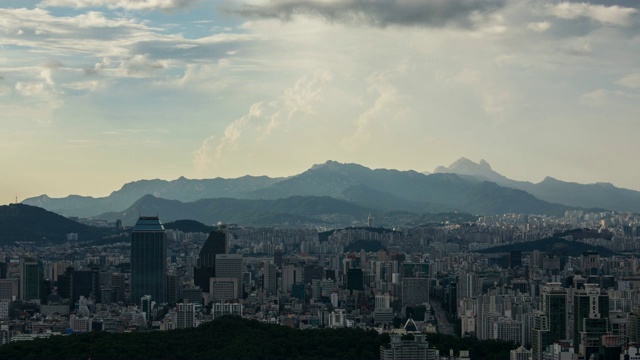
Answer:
[244,161,570,215]
[96,194,373,227]
[434,157,640,212]
[20,160,604,218]
[23,175,283,217]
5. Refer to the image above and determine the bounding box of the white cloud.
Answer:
[527,21,551,32]
[616,72,640,89]
[62,80,102,91]
[122,54,171,77]
[341,65,408,151]
[15,82,48,97]
[192,69,332,175]
[547,2,637,26]
[39,0,201,11]
[581,88,640,106]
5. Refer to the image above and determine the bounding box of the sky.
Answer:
[1,0,640,204]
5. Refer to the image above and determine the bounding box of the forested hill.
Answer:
[0,203,112,244]
[0,316,381,360]
[0,316,516,360]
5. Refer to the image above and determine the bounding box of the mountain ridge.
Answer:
[21,159,636,218]
[434,158,640,213]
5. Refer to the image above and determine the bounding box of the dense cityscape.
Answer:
[2,0,640,359]
[1,208,640,359]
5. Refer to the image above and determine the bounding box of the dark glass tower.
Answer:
[20,257,41,301]
[532,283,567,360]
[130,216,167,305]
[194,223,227,293]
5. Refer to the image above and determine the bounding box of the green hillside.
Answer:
[0,204,112,244]
[0,316,516,360]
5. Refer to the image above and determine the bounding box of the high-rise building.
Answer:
[494,318,523,345]
[20,257,41,302]
[281,264,301,293]
[61,267,101,308]
[0,279,19,301]
[210,278,239,301]
[141,295,154,322]
[510,251,522,268]
[130,216,167,305]
[177,302,196,329]
[263,262,277,296]
[166,273,179,304]
[194,224,227,293]
[573,283,609,359]
[532,283,567,360]
[402,277,429,306]
[347,268,363,291]
[628,306,640,345]
[111,273,125,303]
[215,254,243,299]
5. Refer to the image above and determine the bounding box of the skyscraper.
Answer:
[130,216,167,305]
[194,223,227,293]
[19,257,41,302]
[214,254,243,299]
[532,283,567,360]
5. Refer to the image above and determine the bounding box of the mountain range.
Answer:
[434,157,640,212]
[22,159,640,224]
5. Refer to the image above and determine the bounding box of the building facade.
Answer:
[130,216,167,305]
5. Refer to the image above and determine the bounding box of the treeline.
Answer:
[0,317,516,360]
[0,316,380,360]
[425,333,516,360]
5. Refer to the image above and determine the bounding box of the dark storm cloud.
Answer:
[232,0,507,28]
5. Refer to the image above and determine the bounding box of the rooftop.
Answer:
[132,216,165,232]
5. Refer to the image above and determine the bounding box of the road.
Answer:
[430,300,456,336]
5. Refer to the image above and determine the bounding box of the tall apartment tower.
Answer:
[177,302,196,329]
[532,283,567,360]
[130,216,167,305]
[20,257,41,302]
[194,223,227,293]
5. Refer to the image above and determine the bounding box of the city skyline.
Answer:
[2,0,640,204]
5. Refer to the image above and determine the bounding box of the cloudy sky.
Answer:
[1,0,639,204]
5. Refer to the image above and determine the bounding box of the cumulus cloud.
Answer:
[122,54,171,77]
[193,69,332,175]
[341,65,407,150]
[547,2,638,26]
[232,0,507,28]
[39,0,200,11]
